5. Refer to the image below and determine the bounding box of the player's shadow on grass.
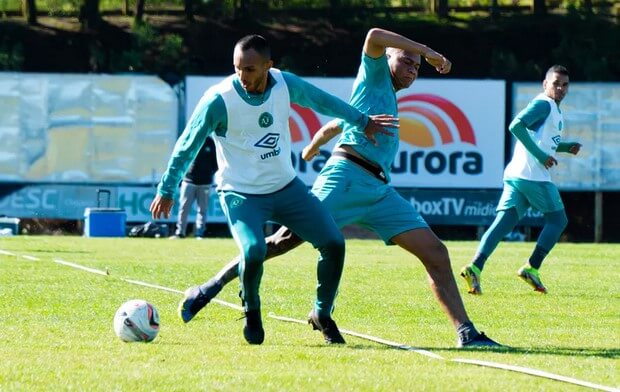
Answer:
[309,343,620,359]
[424,346,620,359]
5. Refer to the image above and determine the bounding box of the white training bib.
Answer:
[504,93,563,182]
[210,69,295,194]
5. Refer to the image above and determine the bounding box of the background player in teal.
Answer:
[461,65,581,295]
[150,35,397,345]
[179,28,502,348]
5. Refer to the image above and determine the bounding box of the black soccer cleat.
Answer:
[178,279,222,323]
[458,331,502,348]
[243,309,265,345]
[308,310,346,344]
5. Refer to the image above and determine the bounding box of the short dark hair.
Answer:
[546,65,569,78]
[235,35,271,59]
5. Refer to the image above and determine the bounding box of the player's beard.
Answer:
[245,72,268,94]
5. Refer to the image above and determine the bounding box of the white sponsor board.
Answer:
[186,76,505,189]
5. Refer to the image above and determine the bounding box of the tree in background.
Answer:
[22,0,37,25]
[79,0,102,30]
[135,0,146,24]
[185,0,195,22]
[533,0,547,15]
[234,0,249,20]
[429,0,449,19]
[490,0,500,19]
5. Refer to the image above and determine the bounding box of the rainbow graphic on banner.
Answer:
[288,104,321,143]
[397,94,476,147]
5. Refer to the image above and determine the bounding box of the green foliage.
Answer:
[490,50,542,79]
[551,9,617,80]
[132,21,158,48]
[463,11,619,80]
[1,0,618,79]
[159,34,184,65]
[0,38,23,70]
[1,237,619,390]
[41,0,80,16]
[91,21,187,77]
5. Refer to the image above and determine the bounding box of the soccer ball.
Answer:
[113,299,160,342]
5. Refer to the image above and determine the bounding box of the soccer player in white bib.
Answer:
[150,35,397,345]
[176,28,503,348]
[461,65,581,295]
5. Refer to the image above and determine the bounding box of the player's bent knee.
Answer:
[243,243,267,265]
[546,209,568,231]
[317,237,345,260]
[422,242,451,271]
[265,230,304,259]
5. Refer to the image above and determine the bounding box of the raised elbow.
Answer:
[366,28,385,43]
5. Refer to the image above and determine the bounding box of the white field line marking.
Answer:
[53,259,109,276]
[453,359,619,392]
[21,255,40,261]
[48,256,617,391]
[120,278,183,295]
[269,313,444,360]
[51,257,244,311]
[0,249,17,256]
[211,298,244,311]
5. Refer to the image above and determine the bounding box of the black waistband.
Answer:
[332,151,387,184]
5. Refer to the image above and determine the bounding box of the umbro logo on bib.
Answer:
[258,112,273,128]
[255,133,281,160]
[254,133,280,149]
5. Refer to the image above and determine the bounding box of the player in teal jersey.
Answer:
[151,35,397,345]
[461,65,581,295]
[179,28,501,347]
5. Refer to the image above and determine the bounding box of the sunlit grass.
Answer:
[0,236,618,390]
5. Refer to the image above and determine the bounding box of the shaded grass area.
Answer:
[0,236,618,390]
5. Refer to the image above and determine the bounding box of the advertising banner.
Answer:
[186,76,505,189]
[397,189,543,226]
[0,184,221,223]
[0,184,543,227]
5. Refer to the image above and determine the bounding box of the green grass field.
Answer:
[1,236,618,391]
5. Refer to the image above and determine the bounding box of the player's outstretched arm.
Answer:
[363,114,399,146]
[364,28,451,74]
[302,120,343,161]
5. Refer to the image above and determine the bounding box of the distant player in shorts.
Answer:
[461,65,581,295]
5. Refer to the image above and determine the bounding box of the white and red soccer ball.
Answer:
[113,299,160,342]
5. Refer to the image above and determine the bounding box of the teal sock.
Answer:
[314,240,345,318]
[474,208,519,271]
[472,252,488,272]
[530,210,568,269]
[537,210,568,248]
[528,246,548,270]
